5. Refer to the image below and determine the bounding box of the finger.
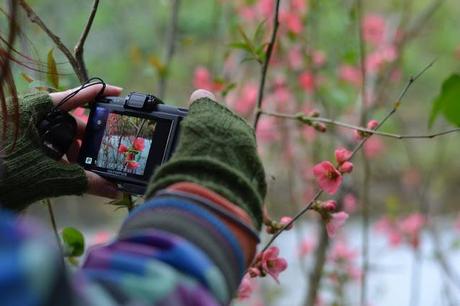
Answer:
[66,139,81,163]
[189,89,217,106]
[50,84,123,111]
[73,115,87,140]
[85,170,123,199]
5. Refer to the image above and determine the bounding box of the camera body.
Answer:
[78,92,187,195]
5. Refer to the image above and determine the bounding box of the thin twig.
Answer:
[260,61,434,253]
[304,223,329,306]
[18,0,85,83]
[356,0,371,303]
[44,199,63,254]
[74,0,100,82]
[252,0,281,129]
[158,0,181,99]
[260,109,460,140]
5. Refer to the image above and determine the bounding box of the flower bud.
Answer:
[367,119,379,130]
[339,161,354,173]
[314,122,327,132]
[323,200,337,212]
[335,148,352,164]
[280,216,293,230]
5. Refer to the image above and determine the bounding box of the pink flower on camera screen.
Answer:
[133,138,145,151]
[313,161,343,195]
[326,212,349,238]
[118,144,128,154]
[127,161,139,169]
[260,246,288,283]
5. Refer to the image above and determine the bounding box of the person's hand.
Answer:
[50,84,123,199]
[0,85,122,211]
[146,88,267,231]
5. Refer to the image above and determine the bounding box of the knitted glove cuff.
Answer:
[146,98,266,229]
[0,93,87,210]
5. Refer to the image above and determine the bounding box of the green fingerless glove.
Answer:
[146,98,267,229]
[0,93,87,211]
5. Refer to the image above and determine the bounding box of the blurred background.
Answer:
[5,0,460,305]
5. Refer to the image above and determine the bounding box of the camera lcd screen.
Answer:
[96,112,154,176]
[81,106,173,181]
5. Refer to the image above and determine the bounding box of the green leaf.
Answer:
[429,74,460,128]
[221,82,236,97]
[20,72,34,83]
[229,42,253,53]
[61,227,85,257]
[47,48,59,89]
[253,20,267,44]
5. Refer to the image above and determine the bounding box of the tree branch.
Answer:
[260,109,460,140]
[259,61,434,253]
[18,0,85,83]
[158,0,181,99]
[252,0,281,129]
[74,0,100,82]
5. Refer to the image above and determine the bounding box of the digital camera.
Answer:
[78,92,187,195]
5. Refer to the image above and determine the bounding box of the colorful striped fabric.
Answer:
[0,190,247,306]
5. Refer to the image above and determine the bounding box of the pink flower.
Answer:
[362,14,386,46]
[366,46,397,73]
[364,137,384,158]
[280,216,293,230]
[127,161,139,169]
[298,71,315,92]
[280,11,303,35]
[338,161,353,174]
[400,213,425,236]
[256,117,280,143]
[326,212,349,238]
[299,238,315,257]
[133,138,145,151]
[329,240,357,261]
[193,66,213,90]
[339,64,362,87]
[312,50,326,67]
[323,200,337,212]
[260,246,288,283]
[343,194,357,213]
[288,46,304,70]
[291,0,308,15]
[234,83,258,115]
[237,275,254,300]
[312,161,343,195]
[335,147,352,164]
[118,144,128,154]
[367,119,379,129]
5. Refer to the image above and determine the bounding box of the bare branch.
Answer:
[18,0,85,83]
[252,0,281,129]
[74,0,100,82]
[260,109,460,140]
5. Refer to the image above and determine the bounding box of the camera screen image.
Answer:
[95,113,156,176]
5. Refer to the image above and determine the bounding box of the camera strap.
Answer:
[38,77,107,160]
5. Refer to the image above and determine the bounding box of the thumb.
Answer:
[189,89,217,105]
